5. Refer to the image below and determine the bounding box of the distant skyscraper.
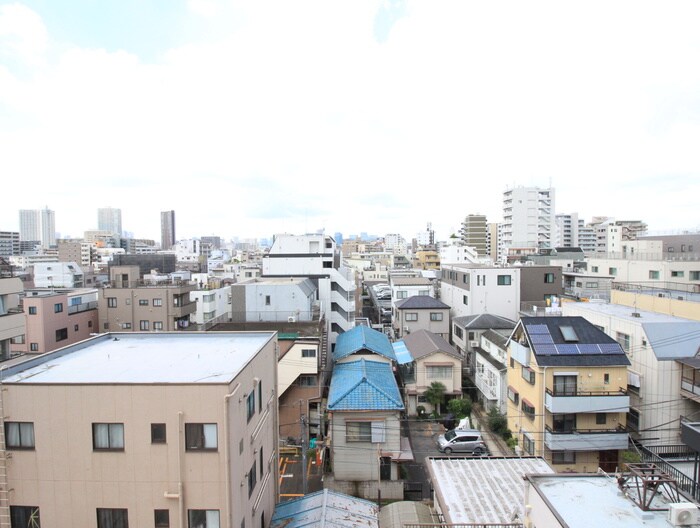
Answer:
[160,210,176,250]
[98,207,122,236]
[502,186,555,251]
[19,208,56,249]
[460,214,488,255]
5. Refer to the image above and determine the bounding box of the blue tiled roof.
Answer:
[327,358,404,411]
[333,325,396,362]
[270,489,378,528]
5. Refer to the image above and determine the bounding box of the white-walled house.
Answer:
[189,284,232,326]
[230,278,318,323]
[393,296,450,339]
[32,261,84,288]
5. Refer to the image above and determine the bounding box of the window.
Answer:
[5,422,35,449]
[97,508,129,528]
[462,295,468,305]
[509,357,515,369]
[28,306,37,315]
[692,271,700,281]
[553,375,576,396]
[247,392,255,422]
[188,510,220,528]
[265,295,271,306]
[301,349,316,358]
[559,325,578,342]
[551,451,576,465]
[544,273,555,283]
[139,299,149,306]
[649,270,660,279]
[258,381,263,413]
[497,275,511,285]
[74,324,79,332]
[591,266,599,273]
[346,421,372,442]
[93,423,125,451]
[30,343,39,352]
[468,331,475,340]
[55,328,68,342]
[140,320,149,331]
[521,366,535,385]
[10,506,40,527]
[507,386,519,405]
[682,244,687,252]
[260,446,264,478]
[405,313,418,322]
[121,323,131,330]
[522,434,534,455]
[553,414,576,433]
[668,247,675,253]
[521,400,535,419]
[53,303,63,313]
[155,510,170,527]
[248,461,257,497]
[671,271,685,278]
[299,375,317,386]
[585,282,598,288]
[604,373,610,384]
[153,321,163,331]
[453,326,463,339]
[427,365,452,379]
[185,423,217,450]
[616,332,630,352]
[89,320,93,328]
[107,297,117,308]
[609,267,617,276]
[596,413,607,425]
[430,312,443,321]
[153,298,163,307]
[151,423,166,444]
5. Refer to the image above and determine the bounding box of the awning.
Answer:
[628,371,641,388]
[392,340,413,365]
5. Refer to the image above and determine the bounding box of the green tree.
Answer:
[447,396,473,419]
[424,381,447,416]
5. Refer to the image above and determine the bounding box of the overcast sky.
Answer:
[2,1,699,242]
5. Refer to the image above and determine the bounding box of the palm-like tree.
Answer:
[424,381,446,416]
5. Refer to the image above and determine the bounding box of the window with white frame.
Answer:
[616,332,630,352]
[153,298,163,307]
[405,312,418,322]
[301,349,316,358]
[346,421,372,442]
[427,365,452,379]
[93,423,124,451]
[430,312,443,321]
[522,434,534,455]
[188,509,220,528]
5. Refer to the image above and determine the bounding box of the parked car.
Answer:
[436,429,487,455]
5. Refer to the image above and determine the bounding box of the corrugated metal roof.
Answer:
[378,502,435,527]
[333,326,396,362]
[642,322,700,360]
[327,358,404,411]
[270,489,379,528]
[392,341,413,365]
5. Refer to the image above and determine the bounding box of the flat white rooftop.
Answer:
[564,301,696,324]
[427,457,554,524]
[528,474,700,527]
[2,332,275,384]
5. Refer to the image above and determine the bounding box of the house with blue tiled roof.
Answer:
[332,325,396,364]
[325,358,409,500]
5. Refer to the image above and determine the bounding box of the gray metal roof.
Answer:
[395,296,450,310]
[482,329,510,349]
[453,313,516,330]
[642,322,700,360]
[270,489,378,528]
[401,329,461,360]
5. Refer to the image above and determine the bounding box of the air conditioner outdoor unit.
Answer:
[288,316,296,323]
[469,341,479,348]
[668,503,699,526]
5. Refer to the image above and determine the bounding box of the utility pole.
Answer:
[301,414,307,496]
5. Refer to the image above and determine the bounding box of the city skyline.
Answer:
[2,2,700,240]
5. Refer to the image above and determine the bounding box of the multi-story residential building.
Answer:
[555,212,596,250]
[189,283,232,328]
[473,328,511,413]
[57,240,93,269]
[415,224,435,248]
[84,229,120,248]
[262,233,355,343]
[586,251,700,288]
[110,253,177,276]
[10,288,98,355]
[398,329,462,416]
[390,276,434,304]
[589,218,648,254]
[0,231,19,257]
[97,206,122,237]
[32,261,84,288]
[502,186,556,253]
[414,249,440,270]
[638,233,700,257]
[460,214,487,255]
[0,269,25,361]
[160,210,176,250]
[1,331,279,528]
[439,242,481,265]
[98,265,196,332]
[440,264,563,322]
[393,296,450,339]
[230,278,318,324]
[19,208,56,249]
[562,301,700,444]
[487,222,500,262]
[121,238,158,254]
[507,316,630,472]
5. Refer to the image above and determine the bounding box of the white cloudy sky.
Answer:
[1,1,699,242]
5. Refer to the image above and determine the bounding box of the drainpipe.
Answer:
[541,366,548,458]
[224,384,241,528]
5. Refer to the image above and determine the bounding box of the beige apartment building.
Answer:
[0,273,25,361]
[1,331,279,528]
[98,265,196,332]
[10,288,98,356]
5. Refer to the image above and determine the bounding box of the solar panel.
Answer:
[530,333,554,344]
[536,344,558,355]
[527,324,550,335]
[556,344,580,355]
[599,343,625,354]
[576,343,601,354]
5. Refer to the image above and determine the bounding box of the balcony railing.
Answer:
[544,424,629,451]
[545,387,630,413]
[107,279,196,290]
[68,301,98,314]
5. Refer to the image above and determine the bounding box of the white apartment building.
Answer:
[33,261,84,288]
[190,284,233,327]
[1,331,279,528]
[586,253,700,288]
[562,301,700,444]
[555,213,595,252]
[439,244,482,265]
[262,234,355,342]
[501,186,556,253]
[0,275,25,361]
[230,277,318,323]
[19,208,56,249]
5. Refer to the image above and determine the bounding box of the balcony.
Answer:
[509,341,530,367]
[545,388,629,413]
[545,425,629,451]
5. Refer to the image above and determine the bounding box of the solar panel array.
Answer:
[523,324,625,356]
